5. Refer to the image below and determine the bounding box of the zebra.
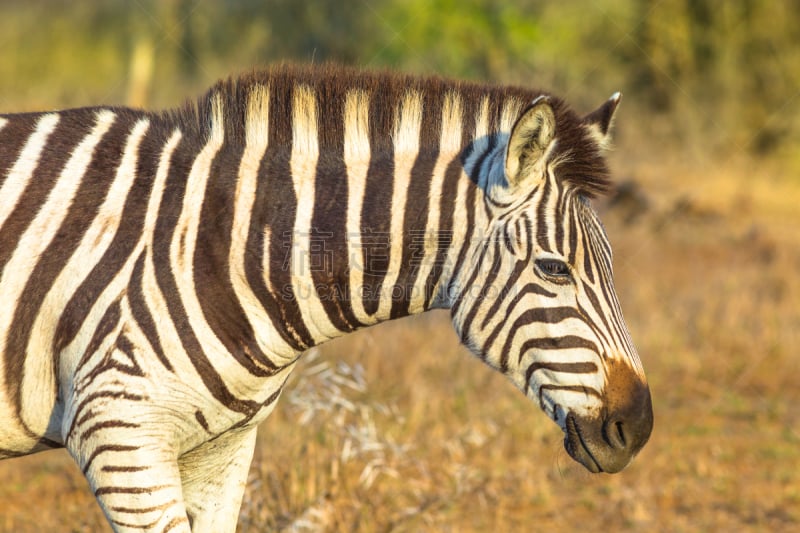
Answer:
[0,64,652,532]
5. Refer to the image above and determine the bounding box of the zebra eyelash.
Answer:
[534,258,573,284]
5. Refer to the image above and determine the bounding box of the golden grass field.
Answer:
[0,145,798,531]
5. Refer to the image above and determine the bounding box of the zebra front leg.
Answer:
[179,427,258,532]
[64,374,192,531]
[66,409,192,532]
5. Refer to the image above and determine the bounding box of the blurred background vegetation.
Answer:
[0,0,798,167]
[1,2,799,531]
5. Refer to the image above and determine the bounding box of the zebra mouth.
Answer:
[564,413,602,473]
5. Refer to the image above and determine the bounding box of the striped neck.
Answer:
[180,66,539,359]
[243,91,497,348]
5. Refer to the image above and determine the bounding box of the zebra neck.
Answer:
[193,77,511,355]
[250,139,487,351]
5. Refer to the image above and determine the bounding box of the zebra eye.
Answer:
[535,259,572,281]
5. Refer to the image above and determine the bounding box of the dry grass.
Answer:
[0,153,798,532]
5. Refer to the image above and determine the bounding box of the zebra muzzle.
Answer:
[563,378,653,473]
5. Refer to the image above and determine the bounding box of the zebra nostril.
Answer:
[603,418,627,450]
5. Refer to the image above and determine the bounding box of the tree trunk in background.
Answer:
[127,37,154,108]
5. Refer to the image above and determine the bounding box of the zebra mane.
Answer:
[167,63,611,198]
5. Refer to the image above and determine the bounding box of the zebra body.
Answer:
[0,65,652,532]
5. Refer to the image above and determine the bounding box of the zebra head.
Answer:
[450,94,653,473]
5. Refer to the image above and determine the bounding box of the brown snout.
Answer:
[564,359,653,473]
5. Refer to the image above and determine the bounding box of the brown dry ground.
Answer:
[0,151,798,531]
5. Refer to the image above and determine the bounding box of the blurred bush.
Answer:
[0,0,797,165]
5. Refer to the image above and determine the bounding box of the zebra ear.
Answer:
[583,92,621,151]
[505,96,556,188]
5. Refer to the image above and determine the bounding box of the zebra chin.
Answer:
[562,368,653,473]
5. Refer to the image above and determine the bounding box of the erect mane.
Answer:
[545,96,611,198]
[165,63,611,197]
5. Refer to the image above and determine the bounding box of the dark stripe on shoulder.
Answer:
[151,132,260,415]
[243,152,309,351]
[128,251,173,372]
[194,142,280,376]
[74,299,122,378]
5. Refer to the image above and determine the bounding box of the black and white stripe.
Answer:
[0,65,651,532]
